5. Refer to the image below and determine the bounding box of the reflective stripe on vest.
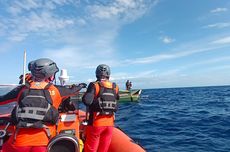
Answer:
[17,104,51,120]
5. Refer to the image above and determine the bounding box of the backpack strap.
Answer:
[94,81,118,96]
[43,83,53,105]
[25,83,30,88]
[44,83,53,89]
[94,82,100,97]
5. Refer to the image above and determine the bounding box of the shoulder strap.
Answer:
[94,81,118,96]
[24,83,30,88]
[94,82,100,97]
[44,83,53,90]
[112,82,119,94]
[21,82,54,105]
[18,85,30,102]
[43,83,53,105]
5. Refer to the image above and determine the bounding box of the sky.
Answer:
[0,0,230,89]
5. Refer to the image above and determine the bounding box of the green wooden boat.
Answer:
[118,89,142,102]
[75,89,142,102]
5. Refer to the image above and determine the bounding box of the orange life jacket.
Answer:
[12,82,59,131]
[10,81,63,146]
[88,80,119,126]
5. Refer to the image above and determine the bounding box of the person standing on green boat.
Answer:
[82,64,119,152]
[126,80,132,91]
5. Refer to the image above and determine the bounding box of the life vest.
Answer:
[90,81,118,115]
[11,81,59,139]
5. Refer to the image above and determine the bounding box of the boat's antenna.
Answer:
[22,49,27,85]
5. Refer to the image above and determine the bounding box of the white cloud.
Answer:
[87,0,154,23]
[160,36,175,44]
[117,35,230,67]
[212,36,230,44]
[210,7,228,13]
[170,56,230,75]
[1,2,78,42]
[7,0,77,15]
[0,0,157,80]
[204,22,230,29]
[7,0,40,15]
[42,44,118,70]
[111,70,156,81]
[6,11,75,41]
[0,0,156,44]
[124,46,220,65]
[209,65,230,71]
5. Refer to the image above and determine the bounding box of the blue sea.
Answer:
[115,86,230,152]
[1,85,230,152]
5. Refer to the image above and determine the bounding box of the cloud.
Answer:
[43,45,118,70]
[7,11,75,41]
[0,1,78,42]
[212,36,230,44]
[210,7,228,13]
[0,0,156,44]
[86,0,155,23]
[171,56,230,74]
[111,69,156,81]
[0,0,158,76]
[119,35,230,67]
[204,22,230,29]
[6,0,78,15]
[160,36,175,44]
[124,46,220,65]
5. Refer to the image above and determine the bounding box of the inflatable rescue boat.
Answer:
[0,94,145,152]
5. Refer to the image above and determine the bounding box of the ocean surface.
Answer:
[115,86,230,152]
[1,85,230,152]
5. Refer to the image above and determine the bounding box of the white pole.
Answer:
[22,50,26,85]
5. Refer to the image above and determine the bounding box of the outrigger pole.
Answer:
[22,50,27,85]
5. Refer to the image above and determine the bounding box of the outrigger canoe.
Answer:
[0,93,145,152]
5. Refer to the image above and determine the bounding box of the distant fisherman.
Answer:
[126,80,132,91]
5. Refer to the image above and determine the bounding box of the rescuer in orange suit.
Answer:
[82,64,119,152]
[0,58,86,152]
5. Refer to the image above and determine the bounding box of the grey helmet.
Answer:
[29,58,59,81]
[28,60,34,71]
[95,64,110,79]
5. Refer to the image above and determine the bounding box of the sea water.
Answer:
[1,86,230,152]
[116,86,230,152]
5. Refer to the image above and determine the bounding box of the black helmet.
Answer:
[30,58,59,81]
[95,64,110,79]
[28,60,34,71]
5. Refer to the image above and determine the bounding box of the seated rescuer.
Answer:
[82,64,119,152]
[0,58,87,152]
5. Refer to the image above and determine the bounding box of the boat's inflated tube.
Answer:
[47,134,79,152]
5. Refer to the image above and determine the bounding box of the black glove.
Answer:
[78,83,87,88]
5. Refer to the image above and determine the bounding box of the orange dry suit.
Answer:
[0,81,84,147]
[82,80,119,152]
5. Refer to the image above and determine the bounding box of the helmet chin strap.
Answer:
[46,75,55,83]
